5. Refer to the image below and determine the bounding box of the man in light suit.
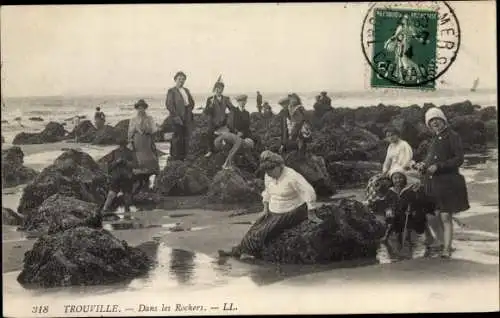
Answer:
[165,71,195,161]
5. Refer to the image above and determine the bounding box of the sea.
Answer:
[1,88,497,144]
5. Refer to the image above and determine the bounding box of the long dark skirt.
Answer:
[236,204,308,258]
[423,173,470,214]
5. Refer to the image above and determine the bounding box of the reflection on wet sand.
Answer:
[169,249,196,285]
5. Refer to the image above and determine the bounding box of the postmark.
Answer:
[361,1,461,89]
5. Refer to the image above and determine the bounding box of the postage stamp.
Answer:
[361,1,461,89]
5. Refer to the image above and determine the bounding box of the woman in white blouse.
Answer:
[219,150,322,259]
[128,99,160,192]
[382,127,413,176]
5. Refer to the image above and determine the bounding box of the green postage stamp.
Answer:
[361,2,461,89]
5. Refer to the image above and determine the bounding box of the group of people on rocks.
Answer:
[98,70,470,261]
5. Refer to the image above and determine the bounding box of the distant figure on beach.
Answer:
[94,107,106,130]
[313,94,333,119]
[256,91,263,113]
[319,91,332,107]
[203,79,235,158]
[166,71,195,161]
[218,151,322,260]
[262,101,273,117]
[101,141,136,220]
[278,93,312,156]
[382,127,413,176]
[128,99,160,192]
[413,107,470,258]
[214,94,256,170]
[73,116,81,142]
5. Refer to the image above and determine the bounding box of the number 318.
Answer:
[32,306,49,314]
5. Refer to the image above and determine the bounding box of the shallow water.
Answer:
[2,148,499,311]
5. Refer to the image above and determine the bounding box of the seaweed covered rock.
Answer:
[92,125,125,145]
[449,115,487,152]
[29,116,44,122]
[260,199,385,264]
[3,207,24,226]
[1,146,39,188]
[477,106,497,122]
[206,168,262,204]
[327,161,381,188]
[23,194,100,234]
[12,122,66,145]
[17,227,154,289]
[484,119,498,144]
[283,151,336,197]
[155,160,210,196]
[66,120,97,142]
[17,149,108,215]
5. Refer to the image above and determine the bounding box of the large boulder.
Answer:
[477,106,497,122]
[260,199,385,264]
[283,151,337,197]
[484,119,498,144]
[17,227,154,289]
[12,122,66,145]
[17,149,108,216]
[23,194,100,234]
[155,160,210,196]
[206,168,262,204]
[441,100,475,119]
[92,125,125,145]
[66,120,97,142]
[327,161,381,189]
[1,146,39,188]
[449,115,487,152]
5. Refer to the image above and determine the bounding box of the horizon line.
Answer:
[2,87,497,100]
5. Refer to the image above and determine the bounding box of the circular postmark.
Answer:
[361,1,461,88]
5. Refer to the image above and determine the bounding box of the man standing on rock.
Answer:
[166,71,195,161]
[203,78,235,158]
[256,91,263,113]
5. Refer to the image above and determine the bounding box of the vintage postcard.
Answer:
[1,2,498,316]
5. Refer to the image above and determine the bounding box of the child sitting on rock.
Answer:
[213,94,257,170]
[370,168,435,255]
[101,141,136,220]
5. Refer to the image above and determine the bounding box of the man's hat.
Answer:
[235,94,248,102]
[212,75,224,92]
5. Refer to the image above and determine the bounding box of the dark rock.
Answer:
[449,115,487,152]
[3,207,24,226]
[92,125,125,145]
[17,227,154,289]
[484,119,498,143]
[28,117,44,122]
[12,122,66,145]
[17,149,108,216]
[97,146,164,173]
[260,199,385,264]
[327,161,381,189]
[2,146,39,188]
[66,120,97,142]
[477,106,498,122]
[23,194,101,234]
[283,151,336,197]
[155,160,210,196]
[206,168,262,204]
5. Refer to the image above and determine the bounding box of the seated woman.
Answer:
[214,94,257,170]
[378,168,435,254]
[100,141,137,220]
[218,150,323,260]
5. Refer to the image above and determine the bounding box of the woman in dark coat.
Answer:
[414,107,470,258]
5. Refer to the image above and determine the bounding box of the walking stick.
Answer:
[401,209,411,250]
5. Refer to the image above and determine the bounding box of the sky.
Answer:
[1,2,497,97]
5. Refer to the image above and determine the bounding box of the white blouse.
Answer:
[382,139,413,174]
[261,166,317,214]
[178,87,190,106]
